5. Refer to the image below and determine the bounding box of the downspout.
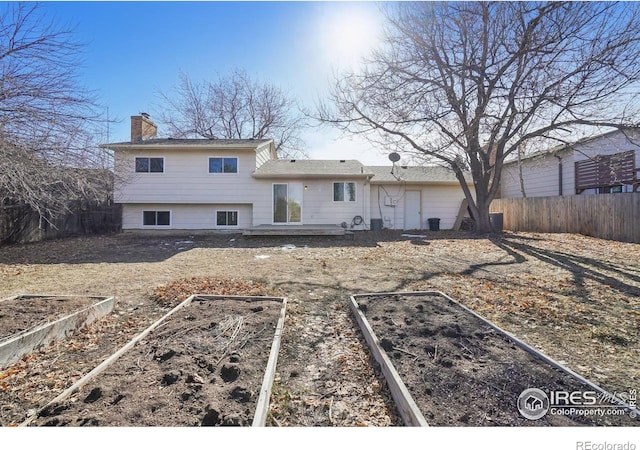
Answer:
[555,155,563,196]
[363,175,372,230]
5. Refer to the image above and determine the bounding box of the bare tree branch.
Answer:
[156,68,308,159]
[0,2,111,223]
[316,1,640,233]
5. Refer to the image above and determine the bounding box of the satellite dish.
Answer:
[388,152,400,163]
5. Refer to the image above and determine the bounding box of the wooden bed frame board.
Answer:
[0,295,115,370]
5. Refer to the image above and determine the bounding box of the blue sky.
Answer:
[38,1,392,165]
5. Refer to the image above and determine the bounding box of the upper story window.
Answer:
[135,157,164,173]
[209,157,238,174]
[333,182,356,202]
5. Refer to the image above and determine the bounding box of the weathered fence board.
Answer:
[491,194,640,243]
[0,202,122,244]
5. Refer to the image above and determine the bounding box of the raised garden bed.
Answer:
[350,291,639,426]
[0,295,115,370]
[25,294,287,427]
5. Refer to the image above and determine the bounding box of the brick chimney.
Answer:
[131,113,157,142]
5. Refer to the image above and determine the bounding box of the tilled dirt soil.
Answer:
[0,230,638,427]
[354,293,638,426]
[30,297,283,427]
[0,296,99,341]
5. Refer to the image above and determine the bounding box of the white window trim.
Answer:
[134,156,165,174]
[141,210,172,228]
[208,156,239,174]
[332,181,357,202]
[215,210,240,227]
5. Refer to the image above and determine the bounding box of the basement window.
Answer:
[143,211,170,226]
[209,157,238,174]
[135,157,164,173]
[333,182,356,202]
[216,211,238,226]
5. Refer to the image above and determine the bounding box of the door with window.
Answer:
[273,183,303,224]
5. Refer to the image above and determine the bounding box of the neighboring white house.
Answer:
[103,115,473,232]
[500,129,640,198]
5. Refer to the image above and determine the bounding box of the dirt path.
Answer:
[0,231,638,426]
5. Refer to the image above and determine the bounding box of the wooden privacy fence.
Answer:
[0,202,122,244]
[490,194,640,244]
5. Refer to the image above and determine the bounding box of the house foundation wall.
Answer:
[121,203,253,230]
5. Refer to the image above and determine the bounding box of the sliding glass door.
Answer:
[273,183,303,224]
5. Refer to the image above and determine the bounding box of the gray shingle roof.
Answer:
[253,159,372,178]
[502,144,572,166]
[366,165,470,183]
[253,160,470,183]
[102,138,273,148]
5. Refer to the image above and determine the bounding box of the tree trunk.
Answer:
[474,201,493,234]
[469,178,494,234]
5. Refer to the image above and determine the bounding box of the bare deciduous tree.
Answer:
[157,69,307,158]
[0,2,110,221]
[318,2,640,233]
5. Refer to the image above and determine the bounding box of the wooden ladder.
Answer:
[452,199,469,231]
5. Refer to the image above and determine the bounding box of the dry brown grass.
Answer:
[0,230,638,426]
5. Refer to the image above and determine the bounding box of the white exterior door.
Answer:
[405,191,422,229]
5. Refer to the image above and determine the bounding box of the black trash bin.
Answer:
[427,218,440,231]
[489,213,503,232]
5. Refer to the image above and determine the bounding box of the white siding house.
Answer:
[121,203,254,230]
[104,115,474,232]
[251,160,372,228]
[368,166,473,230]
[501,130,640,198]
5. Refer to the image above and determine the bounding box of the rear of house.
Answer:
[368,166,473,231]
[114,141,276,231]
[104,115,473,232]
[251,159,372,228]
